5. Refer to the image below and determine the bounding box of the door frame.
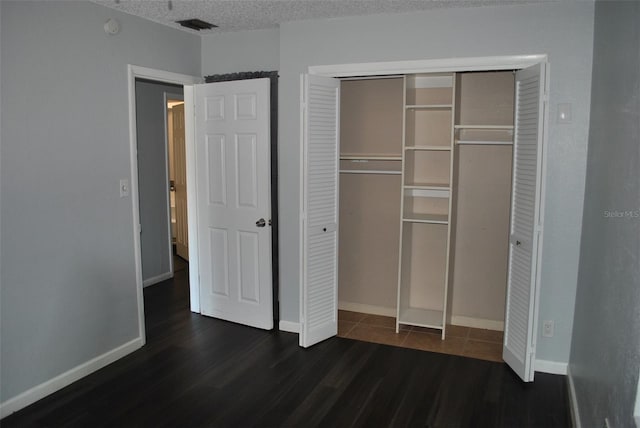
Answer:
[164,93,186,260]
[127,65,202,343]
[163,91,185,266]
[302,54,549,369]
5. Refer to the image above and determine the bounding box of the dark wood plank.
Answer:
[2,270,570,428]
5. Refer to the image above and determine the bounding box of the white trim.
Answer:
[0,338,143,418]
[279,320,300,333]
[450,316,504,332]
[298,74,306,346]
[338,301,396,317]
[303,55,549,357]
[535,359,568,375]
[163,91,184,279]
[633,368,640,428]
[183,85,200,313]
[127,65,202,332]
[308,55,547,77]
[143,271,174,288]
[567,366,582,428]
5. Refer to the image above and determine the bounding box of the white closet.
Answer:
[300,62,547,382]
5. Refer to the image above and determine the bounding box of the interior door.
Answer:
[299,74,340,347]
[503,62,547,382]
[195,78,273,330]
[172,103,189,260]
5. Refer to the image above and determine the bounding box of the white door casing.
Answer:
[195,78,273,330]
[503,62,547,382]
[298,59,548,375]
[172,103,189,261]
[299,74,340,347]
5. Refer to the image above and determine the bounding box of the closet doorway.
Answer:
[166,96,189,265]
[299,56,548,382]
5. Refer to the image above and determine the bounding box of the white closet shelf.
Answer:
[454,125,514,130]
[405,145,451,151]
[340,154,402,161]
[405,188,450,198]
[398,307,444,329]
[455,140,513,146]
[404,183,450,190]
[339,169,401,175]
[402,213,449,224]
[405,104,453,109]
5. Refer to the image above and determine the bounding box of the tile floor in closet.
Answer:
[338,310,504,362]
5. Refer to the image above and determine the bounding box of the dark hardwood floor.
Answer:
[2,267,570,428]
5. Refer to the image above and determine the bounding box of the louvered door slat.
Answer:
[300,74,340,348]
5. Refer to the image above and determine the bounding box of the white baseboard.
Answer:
[143,271,173,287]
[535,359,568,375]
[567,366,582,428]
[338,301,396,317]
[450,315,504,331]
[0,337,143,419]
[279,320,300,333]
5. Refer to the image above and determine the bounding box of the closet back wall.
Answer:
[338,79,403,314]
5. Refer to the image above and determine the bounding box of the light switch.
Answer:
[557,103,572,124]
[120,179,130,198]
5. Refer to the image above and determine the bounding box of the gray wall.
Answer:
[201,28,280,75]
[0,1,200,403]
[273,2,594,364]
[135,80,182,284]
[569,1,640,427]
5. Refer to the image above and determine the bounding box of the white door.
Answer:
[503,63,547,382]
[195,78,273,330]
[299,74,340,347]
[172,103,189,260]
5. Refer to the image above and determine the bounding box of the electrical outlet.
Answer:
[542,320,554,337]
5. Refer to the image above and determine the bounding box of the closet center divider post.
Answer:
[395,74,456,339]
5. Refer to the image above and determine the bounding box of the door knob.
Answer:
[256,218,266,227]
[516,240,521,246]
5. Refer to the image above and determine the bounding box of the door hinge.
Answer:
[138,223,142,233]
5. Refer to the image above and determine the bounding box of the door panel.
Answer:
[172,103,189,260]
[300,74,340,347]
[195,78,273,330]
[503,63,547,382]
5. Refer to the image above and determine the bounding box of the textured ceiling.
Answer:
[92,0,541,34]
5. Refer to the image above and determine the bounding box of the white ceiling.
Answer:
[92,0,541,34]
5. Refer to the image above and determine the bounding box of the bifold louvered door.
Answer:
[503,63,547,382]
[299,74,340,348]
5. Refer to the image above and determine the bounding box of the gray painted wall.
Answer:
[201,28,280,75]
[274,2,594,364]
[569,1,640,427]
[135,80,182,284]
[0,0,200,403]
